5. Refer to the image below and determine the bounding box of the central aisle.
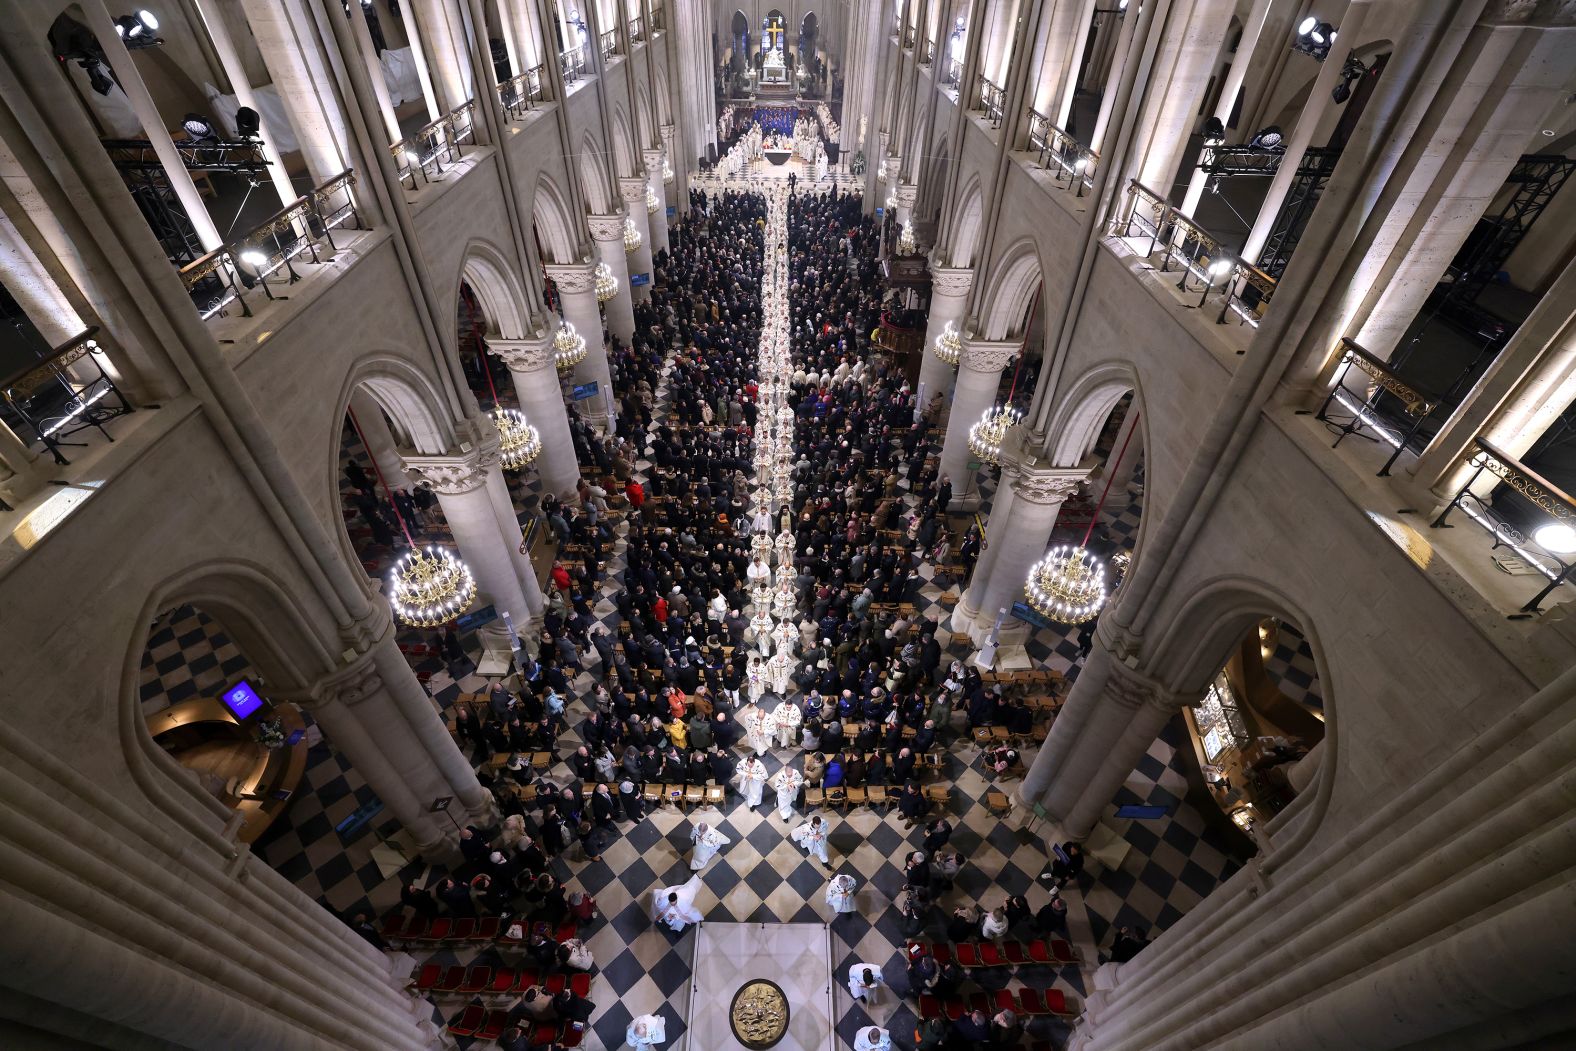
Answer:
[686,923,835,1051]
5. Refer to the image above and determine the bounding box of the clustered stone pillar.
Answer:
[938,339,1016,510]
[1020,636,1191,839]
[954,464,1083,649]
[619,177,656,303]
[405,437,543,638]
[543,262,613,426]
[916,264,973,415]
[349,390,414,493]
[588,214,637,344]
[488,334,579,500]
[1094,400,1142,492]
[894,181,917,226]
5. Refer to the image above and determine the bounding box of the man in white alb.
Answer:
[689,821,729,871]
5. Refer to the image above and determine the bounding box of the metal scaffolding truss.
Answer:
[1254,146,1343,279]
[1439,152,1575,306]
[101,138,271,176]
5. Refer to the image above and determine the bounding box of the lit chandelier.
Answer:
[1025,545,1108,624]
[623,217,643,253]
[896,221,917,256]
[389,546,477,627]
[646,185,660,214]
[968,404,1022,465]
[594,261,619,302]
[492,407,541,470]
[932,320,962,366]
[662,156,674,183]
[553,322,588,370]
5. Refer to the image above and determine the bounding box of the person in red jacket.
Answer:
[625,479,645,510]
[550,561,571,593]
[653,594,668,625]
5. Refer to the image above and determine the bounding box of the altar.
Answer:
[761,46,788,85]
[685,922,834,1051]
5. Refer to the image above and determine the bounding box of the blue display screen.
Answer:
[220,679,264,720]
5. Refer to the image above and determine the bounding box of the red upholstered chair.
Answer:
[1050,939,1079,964]
[417,918,452,943]
[929,942,952,965]
[531,1022,562,1044]
[381,915,407,942]
[544,972,567,995]
[559,1025,585,1048]
[918,994,943,1020]
[1003,942,1031,965]
[477,1010,509,1041]
[1043,988,1072,1015]
[570,973,592,997]
[449,918,478,942]
[476,916,502,941]
[514,970,541,991]
[943,998,967,1021]
[980,942,1009,967]
[488,970,519,997]
[995,989,1020,1013]
[954,943,982,967]
[459,966,492,997]
[556,921,579,942]
[446,1004,485,1036]
[1017,989,1051,1016]
[412,963,441,993]
[1027,938,1053,964]
[967,991,991,1016]
[433,965,467,995]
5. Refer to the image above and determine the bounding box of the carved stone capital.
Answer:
[543,262,597,293]
[959,338,1019,374]
[929,265,974,297]
[643,148,665,170]
[618,176,649,203]
[883,154,902,183]
[488,335,556,373]
[894,183,918,209]
[1012,466,1085,506]
[311,653,384,708]
[587,213,626,242]
[405,442,499,495]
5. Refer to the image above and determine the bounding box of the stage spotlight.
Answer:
[114,10,162,48]
[182,113,217,143]
[1293,16,1335,60]
[1249,125,1284,150]
[235,105,261,138]
[1202,117,1225,143]
[1297,15,1317,35]
[85,62,115,95]
[1332,81,1351,104]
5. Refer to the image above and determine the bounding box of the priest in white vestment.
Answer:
[791,814,831,864]
[652,877,703,932]
[772,766,803,820]
[689,822,729,871]
[853,1026,891,1051]
[737,755,768,808]
[825,873,857,915]
[847,963,884,1003]
[626,1013,666,1050]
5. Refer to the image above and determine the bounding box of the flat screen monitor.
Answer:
[1114,803,1171,820]
[220,679,265,721]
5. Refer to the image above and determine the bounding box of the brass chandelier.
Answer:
[389,547,478,628]
[554,322,588,370]
[594,261,619,302]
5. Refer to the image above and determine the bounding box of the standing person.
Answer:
[737,754,768,808]
[922,818,953,855]
[689,821,730,870]
[652,878,703,933]
[846,963,884,1004]
[772,697,801,748]
[790,814,831,865]
[741,704,772,754]
[772,765,803,820]
[825,873,857,916]
[853,1026,891,1051]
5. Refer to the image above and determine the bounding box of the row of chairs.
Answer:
[382,915,576,950]
[918,986,1078,1020]
[415,964,591,1002]
[910,938,1081,967]
[805,782,953,812]
[446,1005,584,1046]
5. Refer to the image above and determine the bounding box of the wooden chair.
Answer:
[805,786,825,809]
[641,783,662,807]
[684,784,704,808]
[866,785,890,810]
[704,785,725,808]
[985,790,1012,816]
[846,786,868,808]
[923,785,950,807]
[666,784,687,809]
[825,785,847,808]
[531,751,553,770]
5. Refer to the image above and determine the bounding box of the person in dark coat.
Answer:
[922,818,952,854]
[401,883,439,917]
[618,779,644,822]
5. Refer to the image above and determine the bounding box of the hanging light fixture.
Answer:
[594,261,619,302]
[1022,410,1141,624]
[389,546,479,627]
[494,408,542,469]
[553,322,588,370]
[896,220,917,256]
[623,217,643,253]
[662,156,674,183]
[646,185,661,214]
[968,404,1021,465]
[932,320,962,365]
[348,408,477,628]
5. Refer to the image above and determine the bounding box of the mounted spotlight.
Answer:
[1202,116,1226,144]
[235,105,261,138]
[1248,125,1284,151]
[182,113,218,144]
[113,10,163,49]
[84,61,116,95]
[1292,17,1335,60]
[1331,55,1370,104]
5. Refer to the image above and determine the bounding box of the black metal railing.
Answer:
[1119,180,1276,326]
[0,328,134,465]
[498,65,545,118]
[1314,338,1440,475]
[1027,109,1097,195]
[561,45,587,83]
[923,37,936,65]
[976,74,1004,127]
[628,15,643,42]
[650,8,664,33]
[1431,436,1576,613]
[600,29,617,59]
[179,169,361,320]
[945,57,962,91]
[390,101,476,189]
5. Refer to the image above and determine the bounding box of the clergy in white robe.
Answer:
[741,705,772,754]
[825,873,857,914]
[746,659,767,705]
[737,756,768,808]
[651,877,703,931]
[772,766,803,820]
[773,699,801,748]
[626,1013,666,1050]
[853,1026,891,1051]
[689,822,729,871]
[790,815,831,864]
[847,963,884,1002]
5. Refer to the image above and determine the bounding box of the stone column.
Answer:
[1022,638,1189,838]
[543,262,612,425]
[349,390,415,492]
[954,465,1084,649]
[488,335,579,499]
[587,215,637,344]
[894,181,918,227]
[405,440,536,642]
[1088,0,1141,154]
[917,265,973,414]
[481,464,546,620]
[238,0,357,185]
[1125,0,1238,198]
[643,148,671,256]
[1179,0,1277,217]
[619,178,656,303]
[939,339,1017,510]
[1093,400,1142,492]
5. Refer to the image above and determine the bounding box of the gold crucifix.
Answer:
[763,18,784,51]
